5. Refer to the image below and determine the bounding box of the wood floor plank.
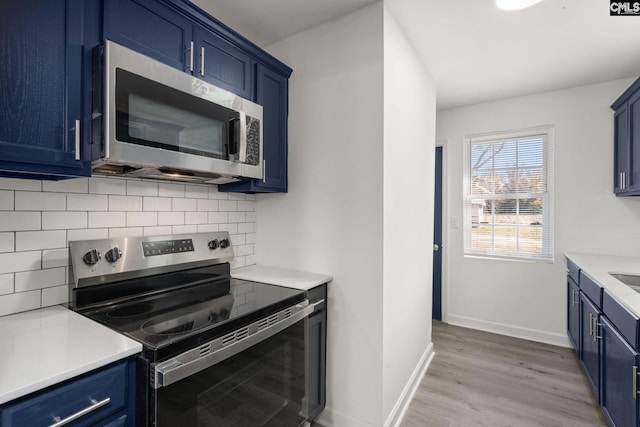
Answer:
[401,321,607,427]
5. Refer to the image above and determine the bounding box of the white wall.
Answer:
[437,78,638,346]
[382,5,435,425]
[0,176,256,317]
[261,4,385,426]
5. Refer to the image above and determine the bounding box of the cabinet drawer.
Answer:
[579,271,603,309]
[603,290,640,350]
[0,361,128,426]
[566,258,580,285]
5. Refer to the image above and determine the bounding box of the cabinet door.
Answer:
[628,90,640,193]
[306,309,327,420]
[580,292,600,401]
[600,317,639,427]
[194,27,253,99]
[0,0,90,179]
[104,0,193,72]
[614,103,630,194]
[219,64,288,193]
[567,277,580,352]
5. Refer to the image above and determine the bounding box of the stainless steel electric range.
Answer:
[68,232,324,427]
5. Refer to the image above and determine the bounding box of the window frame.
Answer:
[463,125,554,262]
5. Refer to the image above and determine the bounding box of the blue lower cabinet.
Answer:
[580,292,601,401]
[600,317,639,427]
[567,277,580,352]
[0,358,136,427]
[0,0,92,179]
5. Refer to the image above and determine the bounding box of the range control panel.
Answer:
[142,239,194,257]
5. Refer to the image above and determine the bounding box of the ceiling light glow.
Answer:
[496,0,544,11]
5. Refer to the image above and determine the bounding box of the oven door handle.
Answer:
[153,299,317,388]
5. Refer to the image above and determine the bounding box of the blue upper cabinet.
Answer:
[104,0,193,72]
[220,64,291,193]
[612,76,640,195]
[0,0,93,179]
[104,0,292,193]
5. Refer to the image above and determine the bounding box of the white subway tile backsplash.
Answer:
[237,201,255,212]
[42,249,69,269]
[172,198,197,211]
[245,254,257,266]
[143,226,173,236]
[67,194,108,211]
[0,175,255,317]
[89,177,127,195]
[0,178,41,191]
[172,225,197,234]
[43,178,88,193]
[185,212,207,225]
[208,212,228,224]
[197,224,219,232]
[0,251,41,275]
[41,285,68,307]
[0,233,14,253]
[238,222,254,234]
[15,191,65,211]
[185,185,208,199]
[218,200,238,212]
[16,231,66,252]
[144,197,172,212]
[219,223,238,234]
[0,190,13,210]
[0,290,41,316]
[15,267,66,292]
[197,199,218,212]
[159,183,185,198]
[67,228,108,244]
[228,212,246,223]
[0,212,41,232]
[126,212,158,227]
[43,212,87,230]
[158,212,184,226]
[88,211,126,228]
[245,194,256,201]
[109,195,143,211]
[127,180,158,196]
[0,274,13,295]
[109,227,143,238]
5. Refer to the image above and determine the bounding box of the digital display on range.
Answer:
[142,239,194,257]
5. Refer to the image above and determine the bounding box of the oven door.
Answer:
[151,302,315,427]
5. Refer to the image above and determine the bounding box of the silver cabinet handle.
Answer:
[594,318,602,342]
[188,41,194,72]
[433,244,439,252]
[48,397,110,427]
[634,366,638,400]
[200,47,205,77]
[262,159,267,183]
[74,119,80,161]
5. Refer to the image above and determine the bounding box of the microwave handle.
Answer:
[228,112,247,163]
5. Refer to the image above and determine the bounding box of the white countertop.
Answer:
[232,265,332,290]
[0,305,142,405]
[565,252,640,317]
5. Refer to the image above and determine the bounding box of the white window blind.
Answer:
[464,126,554,261]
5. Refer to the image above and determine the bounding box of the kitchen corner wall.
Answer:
[0,176,256,317]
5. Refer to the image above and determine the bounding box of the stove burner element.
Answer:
[141,310,212,336]
[107,303,155,318]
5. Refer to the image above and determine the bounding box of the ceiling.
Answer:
[191,0,640,110]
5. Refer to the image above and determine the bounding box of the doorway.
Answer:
[432,146,443,321]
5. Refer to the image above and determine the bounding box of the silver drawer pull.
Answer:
[49,397,110,427]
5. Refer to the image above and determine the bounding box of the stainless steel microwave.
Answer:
[91,41,263,184]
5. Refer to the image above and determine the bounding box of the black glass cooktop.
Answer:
[78,275,305,361]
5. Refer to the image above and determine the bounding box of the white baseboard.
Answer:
[447,314,570,348]
[384,342,435,427]
[315,343,436,427]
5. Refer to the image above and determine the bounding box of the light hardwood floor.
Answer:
[401,321,608,427]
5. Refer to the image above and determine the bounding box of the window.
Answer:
[464,126,553,261]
